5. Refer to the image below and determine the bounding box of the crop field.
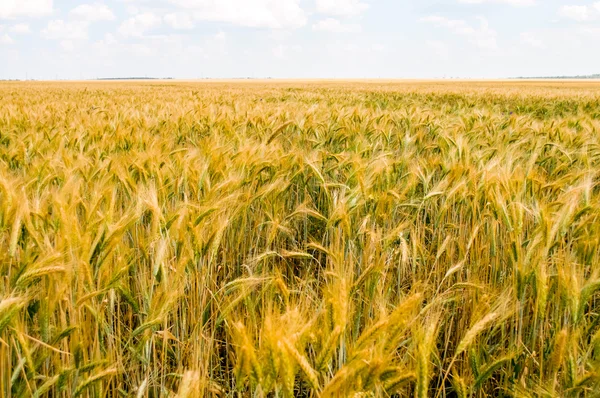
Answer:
[1,80,600,397]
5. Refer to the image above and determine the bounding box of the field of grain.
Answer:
[1,80,600,397]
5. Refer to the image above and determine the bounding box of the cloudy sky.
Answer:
[0,0,599,79]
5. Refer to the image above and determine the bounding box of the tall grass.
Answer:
[1,80,600,396]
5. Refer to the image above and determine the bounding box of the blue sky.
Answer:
[0,0,599,79]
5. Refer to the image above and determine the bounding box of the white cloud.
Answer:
[578,25,600,38]
[176,31,228,60]
[170,0,307,29]
[272,43,301,59]
[98,33,117,46]
[558,5,592,21]
[312,18,361,33]
[214,30,226,41]
[315,0,369,16]
[41,4,113,46]
[42,20,89,40]
[520,31,544,48]
[426,40,450,60]
[9,24,31,34]
[273,44,286,58]
[0,0,53,19]
[60,40,75,52]
[118,13,162,37]
[92,33,188,61]
[372,43,386,52]
[558,3,600,21]
[268,29,292,41]
[164,13,194,30]
[421,16,498,50]
[69,3,116,22]
[458,0,535,6]
[131,43,157,57]
[421,16,475,35]
[126,6,140,15]
[1,33,14,44]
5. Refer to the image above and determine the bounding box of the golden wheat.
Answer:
[1,80,599,397]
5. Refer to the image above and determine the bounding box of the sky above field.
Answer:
[0,0,599,79]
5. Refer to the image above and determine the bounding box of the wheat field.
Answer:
[1,80,600,397]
